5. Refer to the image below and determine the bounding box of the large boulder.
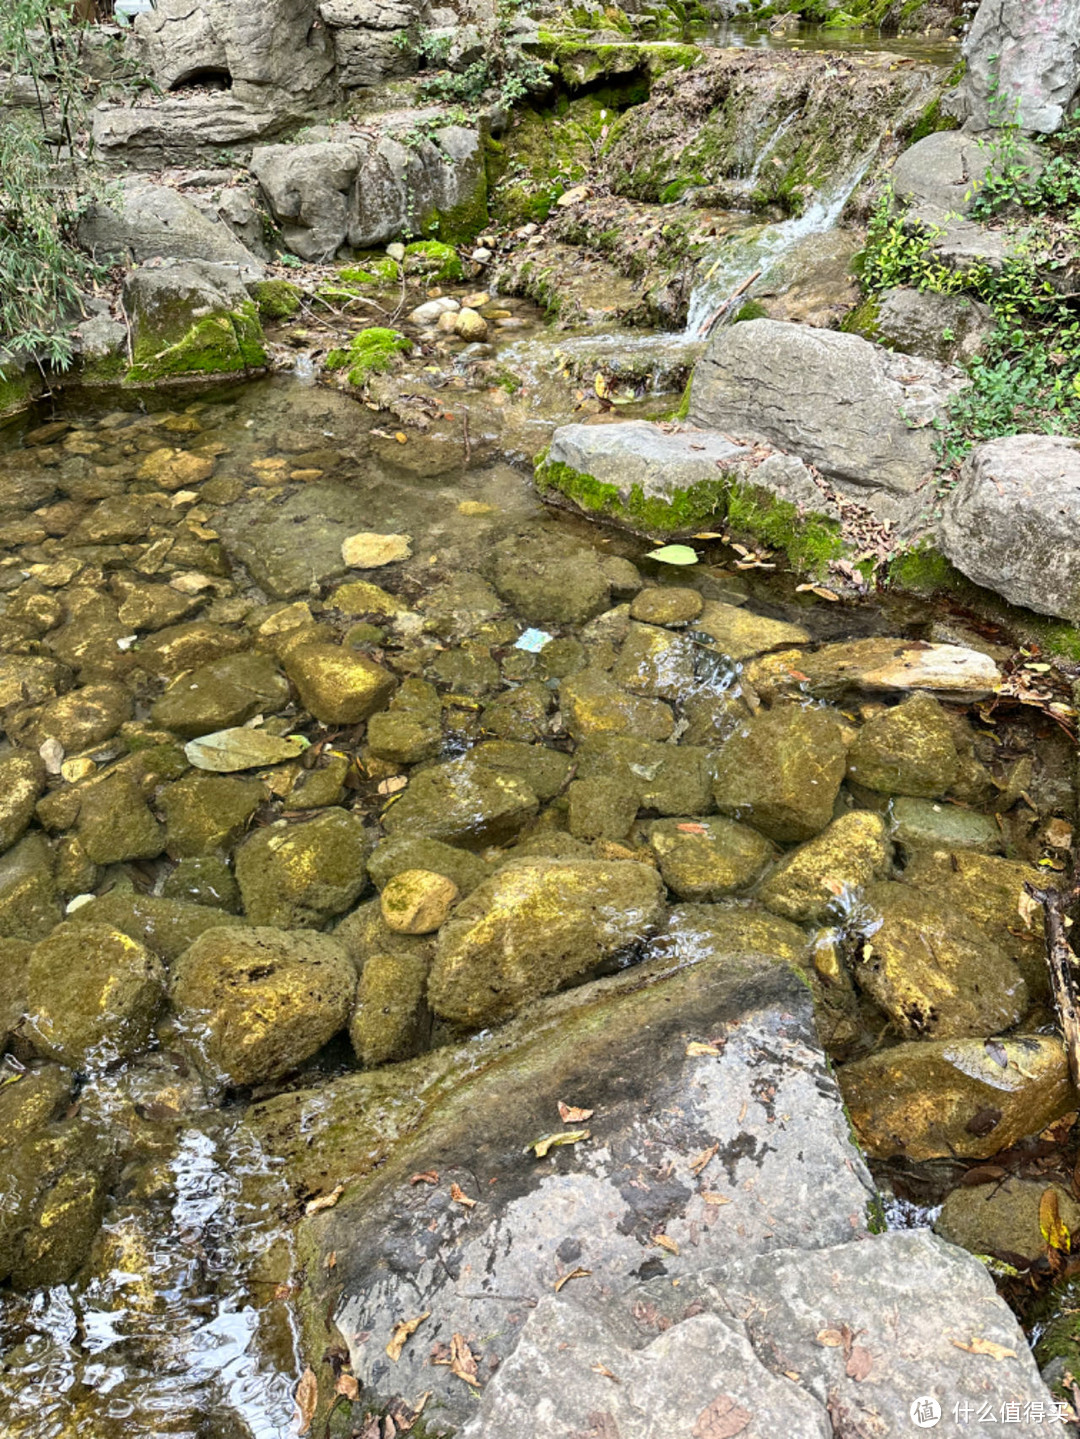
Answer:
[79,178,262,274]
[319,0,422,88]
[890,129,1046,218]
[939,434,1080,622]
[122,260,268,385]
[952,0,1080,134]
[689,319,967,507]
[865,286,995,368]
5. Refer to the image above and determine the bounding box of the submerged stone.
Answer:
[152,651,289,739]
[937,1178,1080,1266]
[890,797,1003,854]
[490,529,636,626]
[77,773,165,866]
[67,885,245,963]
[0,752,45,855]
[846,693,960,798]
[285,642,397,724]
[159,772,265,857]
[658,902,810,967]
[0,834,62,940]
[645,817,775,902]
[559,666,675,741]
[349,950,431,1067]
[577,735,713,815]
[611,621,695,701]
[381,755,539,850]
[567,774,640,842]
[758,811,891,924]
[367,836,488,897]
[694,599,809,662]
[235,809,371,928]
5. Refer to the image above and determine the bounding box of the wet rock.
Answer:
[0,1122,108,1290]
[578,735,714,816]
[366,837,487,899]
[853,881,1028,1039]
[940,435,1080,623]
[140,621,248,677]
[112,573,204,631]
[0,834,62,940]
[25,922,165,1069]
[454,307,487,341]
[0,752,45,854]
[382,754,539,849]
[418,571,502,637]
[868,287,995,368]
[847,693,960,798]
[953,0,1080,133]
[680,687,753,746]
[611,621,695,701]
[470,741,574,804]
[159,772,265,856]
[171,927,355,1089]
[0,937,31,1047]
[331,579,405,617]
[152,651,289,738]
[137,447,216,490]
[481,680,552,743]
[429,643,500,695]
[0,1065,72,1151]
[630,586,703,626]
[0,655,72,711]
[840,1034,1074,1160]
[490,530,635,626]
[235,809,370,928]
[367,678,442,764]
[891,797,1003,854]
[690,319,967,501]
[758,811,891,924]
[567,774,640,842]
[694,599,809,662]
[162,854,240,911]
[340,531,412,568]
[214,482,377,598]
[77,774,165,866]
[744,636,1002,702]
[659,901,810,967]
[430,858,665,1026]
[284,641,396,724]
[285,752,350,809]
[15,682,133,754]
[937,1177,1080,1265]
[712,703,849,843]
[646,817,775,902]
[380,869,458,934]
[559,666,675,741]
[68,886,244,963]
[349,951,431,1067]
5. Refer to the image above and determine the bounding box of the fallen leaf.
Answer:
[795,583,840,601]
[185,728,306,773]
[951,1336,1017,1361]
[594,372,612,400]
[450,1182,477,1209]
[294,1366,318,1435]
[690,1144,718,1176]
[691,1393,752,1438]
[692,532,725,539]
[846,1346,873,1381]
[646,544,698,566]
[701,1191,732,1205]
[653,1234,679,1255]
[558,1101,594,1123]
[449,1333,481,1388]
[1017,889,1041,929]
[1041,1187,1072,1253]
[527,1129,590,1158]
[686,1041,722,1057]
[1046,818,1074,848]
[676,822,708,834]
[335,1374,360,1401]
[590,1363,620,1382]
[305,1183,344,1215]
[555,1266,592,1292]
[386,1312,430,1362]
[377,775,409,796]
[410,1170,439,1185]
[394,432,408,444]
[557,184,591,206]
[324,1250,337,1269]
[817,1329,845,1348]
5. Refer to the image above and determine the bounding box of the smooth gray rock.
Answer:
[953,0,1080,134]
[298,953,875,1431]
[79,177,262,275]
[891,129,1045,216]
[92,96,292,166]
[873,287,996,367]
[689,318,967,496]
[940,434,1080,621]
[213,482,376,597]
[544,420,751,512]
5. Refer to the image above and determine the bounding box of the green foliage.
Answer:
[406,14,550,111]
[0,0,107,374]
[403,241,465,281]
[324,328,412,386]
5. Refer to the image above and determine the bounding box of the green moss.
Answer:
[866,1193,888,1235]
[250,279,302,321]
[324,327,412,386]
[907,96,961,147]
[487,99,610,229]
[732,300,769,323]
[403,241,465,282]
[0,363,40,419]
[536,454,729,533]
[434,170,489,245]
[672,373,693,420]
[125,302,268,384]
[339,258,400,284]
[725,479,845,577]
[535,35,702,90]
[839,295,881,340]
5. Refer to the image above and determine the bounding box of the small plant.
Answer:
[403,13,550,112]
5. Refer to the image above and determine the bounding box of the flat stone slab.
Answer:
[547,420,750,501]
[214,482,376,597]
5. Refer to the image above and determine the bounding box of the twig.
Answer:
[462,405,471,464]
[1025,873,1080,1088]
[389,262,408,324]
[697,269,762,339]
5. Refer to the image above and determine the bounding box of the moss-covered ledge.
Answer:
[125,301,268,385]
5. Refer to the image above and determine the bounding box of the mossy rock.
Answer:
[124,262,269,385]
[324,327,412,386]
[339,258,400,285]
[235,809,372,929]
[403,241,465,282]
[251,279,303,321]
[350,951,432,1067]
[758,811,891,924]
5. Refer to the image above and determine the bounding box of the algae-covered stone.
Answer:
[0,937,31,1046]
[0,1065,72,1152]
[610,621,695,702]
[0,655,72,711]
[482,680,552,744]
[140,620,247,677]
[159,772,265,856]
[937,1178,1080,1266]
[430,858,666,1026]
[0,1123,108,1290]
[568,775,640,842]
[758,811,891,924]
[349,951,431,1067]
[694,600,810,662]
[659,902,810,967]
[285,753,350,809]
[366,678,442,765]
[382,755,539,850]
[470,741,574,803]
[559,666,675,741]
[68,886,244,962]
[331,580,405,616]
[25,922,165,1068]
[490,530,629,626]
[646,816,775,902]
[152,651,289,738]
[847,693,959,798]
[854,881,1028,1040]
[0,833,62,940]
[235,809,370,928]
[367,836,488,897]
[629,587,703,626]
[285,642,397,724]
[712,704,848,842]
[840,1035,1074,1161]
[577,735,713,815]
[0,751,45,854]
[16,682,133,754]
[381,869,459,935]
[77,773,165,866]
[890,797,1003,854]
[680,688,752,747]
[171,926,356,1088]
[430,643,500,695]
[162,854,240,911]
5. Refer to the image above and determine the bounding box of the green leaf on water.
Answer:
[646,544,698,566]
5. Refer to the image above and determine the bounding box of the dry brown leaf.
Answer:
[554,1266,592,1292]
[449,1333,482,1388]
[690,1144,718,1176]
[686,1041,722,1057]
[1045,818,1074,849]
[305,1183,344,1215]
[377,775,408,797]
[558,1101,595,1123]
[951,1336,1017,1361]
[294,1366,318,1435]
[410,1171,438,1186]
[653,1234,680,1255]
[450,1182,477,1209]
[691,1393,752,1438]
[590,1363,620,1382]
[324,1251,337,1269]
[845,1346,873,1381]
[386,1312,430,1362]
[528,1128,590,1158]
[701,1192,732,1206]
[335,1374,360,1401]
[676,822,708,834]
[816,1328,845,1348]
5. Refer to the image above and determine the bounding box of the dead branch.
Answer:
[1025,873,1080,1088]
[697,269,762,339]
